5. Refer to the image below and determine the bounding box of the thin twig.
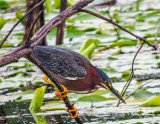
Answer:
[119,72,159,104]
[80,9,157,50]
[56,0,67,45]
[117,41,145,107]
[26,10,44,45]
[154,23,160,49]
[0,0,46,48]
[106,5,120,39]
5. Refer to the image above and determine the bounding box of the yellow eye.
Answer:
[108,82,112,87]
[105,81,112,87]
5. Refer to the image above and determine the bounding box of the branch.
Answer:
[0,0,46,48]
[30,0,94,47]
[0,0,94,67]
[106,5,120,39]
[26,10,44,43]
[80,9,157,50]
[0,47,33,67]
[117,41,144,107]
[0,0,94,123]
[154,23,160,49]
[56,0,68,45]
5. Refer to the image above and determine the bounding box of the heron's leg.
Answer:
[55,85,68,100]
[43,76,68,100]
[43,76,55,86]
[43,76,77,118]
[65,103,78,118]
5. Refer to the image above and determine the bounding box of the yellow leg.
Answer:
[43,76,68,100]
[66,103,78,118]
[43,76,55,86]
[43,76,77,118]
[55,85,68,100]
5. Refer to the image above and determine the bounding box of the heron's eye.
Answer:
[105,81,112,87]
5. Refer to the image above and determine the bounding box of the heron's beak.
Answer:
[101,83,126,104]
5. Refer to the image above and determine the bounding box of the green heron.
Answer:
[32,46,125,118]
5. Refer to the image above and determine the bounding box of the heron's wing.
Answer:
[32,46,87,80]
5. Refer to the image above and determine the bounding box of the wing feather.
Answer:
[32,46,87,80]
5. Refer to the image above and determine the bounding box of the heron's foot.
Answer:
[55,85,68,100]
[43,76,55,86]
[66,104,78,118]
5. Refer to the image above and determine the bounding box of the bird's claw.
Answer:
[65,104,78,118]
[43,76,55,86]
[55,85,68,100]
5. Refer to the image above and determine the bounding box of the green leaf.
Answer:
[77,94,108,102]
[30,109,47,124]
[15,11,24,25]
[154,110,160,114]
[91,90,110,95]
[133,89,154,99]
[41,101,65,111]
[1,43,14,48]
[108,57,118,61]
[0,0,9,9]
[45,0,53,13]
[122,71,130,80]
[79,39,100,59]
[141,95,160,107]
[84,27,97,32]
[0,17,7,30]
[54,0,76,9]
[67,0,76,6]
[109,41,137,48]
[54,0,60,9]
[0,78,2,83]
[7,71,27,77]
[136,16,145,22]
[29,86,47,109]
[13,90,35,95]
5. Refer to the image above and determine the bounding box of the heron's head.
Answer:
[93,66,125,104]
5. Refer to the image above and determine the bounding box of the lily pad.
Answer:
[54,0,76,9]
[141,95,160,107]
[109,41,137,48]
[0,0,9,9]
[0,17,8,30]
[76,94,108,102]
[41,101,65,111]
[45,0,53,13]
[91,90,110,95]
[79,39,100,59]
[29,86,47,109]
[133,89,154,99]
[16,11,24,25]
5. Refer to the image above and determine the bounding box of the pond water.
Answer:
[0,0,160,124]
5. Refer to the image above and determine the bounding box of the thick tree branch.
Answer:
[0,0,94,67]
[0,48,33,67]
